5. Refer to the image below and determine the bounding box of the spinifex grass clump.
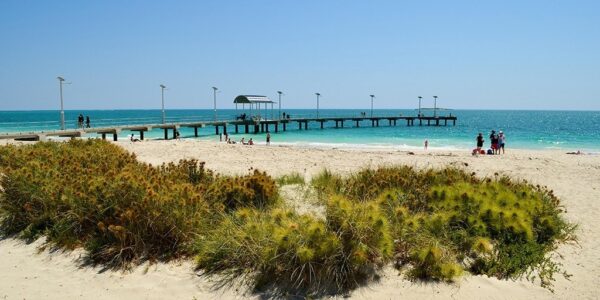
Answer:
[313,167,576,289]
[196,197,394,294]
[0,140,278,267]
[275,172,305,186]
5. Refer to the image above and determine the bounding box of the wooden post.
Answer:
[194,127,198,137]
[341,120,344,128]
[235,125,238,134]
[436,119,440,126]
[275,123,278,133]
[299,122,302,130]
[140,131,145,140]
[173,128,177,139]
[419,118,422,126]
[445,119,447,126]
[223,125,228,135]
[335,121,338,128]
[102,133,106,140]
[372,119,375,127]
[283,122,287,131]
[320,121,324,129]
[245,124,249,133]
[215,126,219,135]
[164,128,169,140]
[428,120,431,126]
[376,120,379,127]
[113,133,118,141]
[453,120,456,126]
[254,124,259,133]
[304,121,308,130]
[356,120,359,127]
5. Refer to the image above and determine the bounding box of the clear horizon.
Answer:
[1,1,599,111]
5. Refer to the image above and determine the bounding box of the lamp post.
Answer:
[277,91,283,120]
[418,96,422,116]
[370,94,375,117]
[57,76,68,130]
[433,96,438,117]
[160,84,167,124]
[315,93,321,118]
[212,87,218,122]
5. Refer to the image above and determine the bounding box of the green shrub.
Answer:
[311,166,576,288]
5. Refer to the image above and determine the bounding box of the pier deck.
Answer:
[1,115,457,141]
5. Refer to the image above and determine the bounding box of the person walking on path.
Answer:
[77,114,84,128]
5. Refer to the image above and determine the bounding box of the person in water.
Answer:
[248,138,254,145]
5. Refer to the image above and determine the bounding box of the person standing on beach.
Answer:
[498,131,506,154]
[475,133,484,155]
[85,116,91,128]
[266,132,271,145]
[490,130,499,154]
[424,139,428,150]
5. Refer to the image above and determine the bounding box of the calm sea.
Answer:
[1,109,599,151]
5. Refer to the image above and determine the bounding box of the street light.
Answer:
[212,87,218,122]
[57,76,69,130]
[315,93,321,118]
[433,96,438,117]
[418,96,422,117]
[160,84,167,124]
[370,94,375,117]
[277,91,283,120]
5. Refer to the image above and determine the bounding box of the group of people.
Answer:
[221,132,271,146]
[77,114,91,128]
[474,130,506,155]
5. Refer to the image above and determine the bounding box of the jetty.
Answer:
[0,115,457,142]
[0,95,457,141]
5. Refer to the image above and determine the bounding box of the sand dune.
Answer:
[1,139,599,299]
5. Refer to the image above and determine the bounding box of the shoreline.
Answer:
[1,139,600,299]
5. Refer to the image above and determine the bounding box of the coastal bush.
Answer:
[0,140,277,267]
[312,167,576,288]
[196,197,394,295]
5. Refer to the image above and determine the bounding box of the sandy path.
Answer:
[1,140,599,299]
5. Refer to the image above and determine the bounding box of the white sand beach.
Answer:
[1,140,599,299]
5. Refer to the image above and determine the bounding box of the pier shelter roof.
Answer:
[233,95,275,104]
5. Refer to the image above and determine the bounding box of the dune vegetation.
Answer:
[0,140,575,296]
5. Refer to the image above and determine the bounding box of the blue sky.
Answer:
[1,0,599,110]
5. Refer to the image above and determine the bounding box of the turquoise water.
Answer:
[1,109,599,151]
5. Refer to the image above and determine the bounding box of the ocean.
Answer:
[1,109,599,151]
